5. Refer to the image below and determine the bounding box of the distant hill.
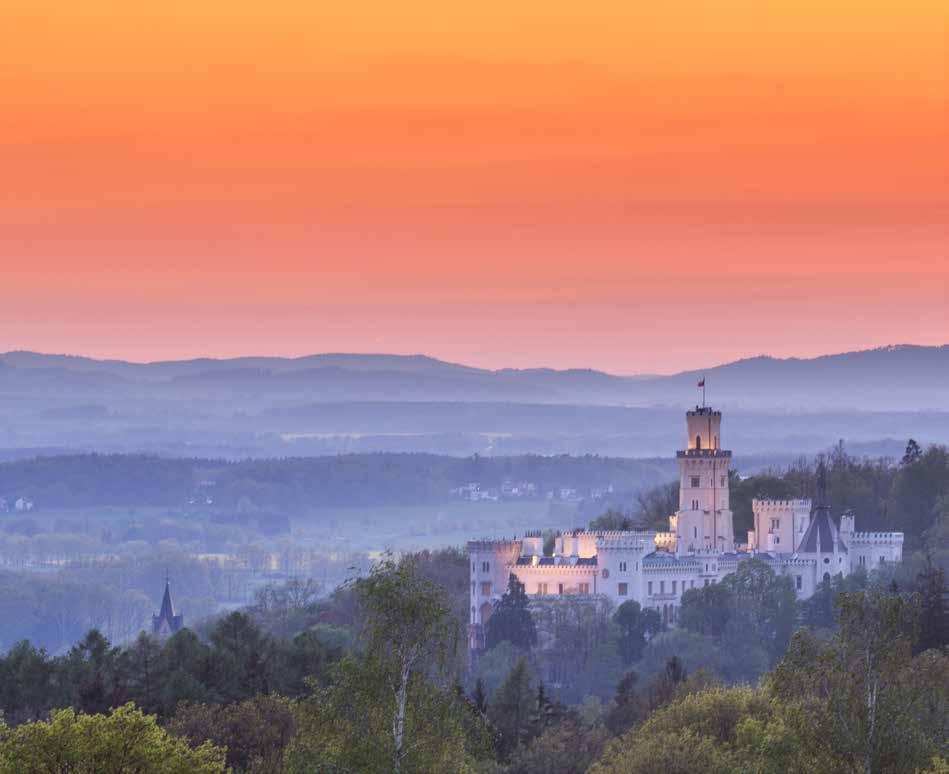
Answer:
[1,344,946,410]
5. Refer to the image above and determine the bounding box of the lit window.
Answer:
[618,582,628,596]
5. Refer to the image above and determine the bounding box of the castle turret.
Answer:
[797,464,850,581]
[674,406,734,554]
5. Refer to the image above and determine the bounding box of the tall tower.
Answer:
[674,407,735,553]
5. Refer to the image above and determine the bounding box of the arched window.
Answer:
[695,435,702,449]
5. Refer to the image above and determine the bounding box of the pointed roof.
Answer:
[152,574,184,636]
[799,463,847,554]
[158,577,175,620]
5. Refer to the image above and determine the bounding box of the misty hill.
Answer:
[0,345,947,459]
[1,344,947,410]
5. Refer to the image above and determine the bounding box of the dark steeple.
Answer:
[799,461,847,555]
[152,574,184,637]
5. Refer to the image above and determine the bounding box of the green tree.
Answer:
[589,686,811,774]
[485,574,537,652]
[914,556,948,653]
[613,600,660,665]
[166,695,295,774]
[488,657,535,760]
[679,582,733,637]
[902,439,923,466]
[768,589,948,774]
[0,703,225,773]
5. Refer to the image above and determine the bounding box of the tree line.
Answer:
[0,552,944,772]
[0,452,670,511]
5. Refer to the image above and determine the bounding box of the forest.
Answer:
[0,442,945,771]
[0,452,674,510]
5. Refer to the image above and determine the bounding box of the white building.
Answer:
[468,406,903,652]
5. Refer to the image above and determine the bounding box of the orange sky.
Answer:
[2,0,947,373]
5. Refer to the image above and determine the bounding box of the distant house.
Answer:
[14,497,34,512]
[152,577,184,638]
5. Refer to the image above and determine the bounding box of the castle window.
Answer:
[471,562,475,573]
[648,581,653,595]
[618,582,628,596]
[660,580,665,594]
[691,476,701,488]
[704,579,710,587]
[482,561,490,573]
[694,526,698,539]
[796,576,802,590]
[672,580,677,593]
[619,561,627,572]
[578,583,590,594]
[720,476,726,487]
[558,583,563,595]
[695,435,702,449]
[537,583,548,595]
[480,582,491,596]
[879,556,885,565]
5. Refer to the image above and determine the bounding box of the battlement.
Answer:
[677,449,731,459]
[595,538,653,551]
[654,532,676,549]
[753,498,811,509]
[850,532,904,541]
[687,407,721,417]
[467,539,522,552]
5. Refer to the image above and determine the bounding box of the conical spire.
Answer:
[158,574,175,620]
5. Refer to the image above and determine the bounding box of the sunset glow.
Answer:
[3,0,946,372]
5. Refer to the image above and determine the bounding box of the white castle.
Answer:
[468,406,904,652]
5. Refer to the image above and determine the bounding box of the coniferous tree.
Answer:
[915,557,948,653]
[489,657,535,760]
[902,438,923,466]
[472,678,488,715]
[485,575,537,652]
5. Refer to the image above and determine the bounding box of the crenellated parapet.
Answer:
[850,532,904,541]
[752,498,811,510]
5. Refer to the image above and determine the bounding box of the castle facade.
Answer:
[468,407,903,652]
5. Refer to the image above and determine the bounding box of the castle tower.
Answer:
[674,407,735,553]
